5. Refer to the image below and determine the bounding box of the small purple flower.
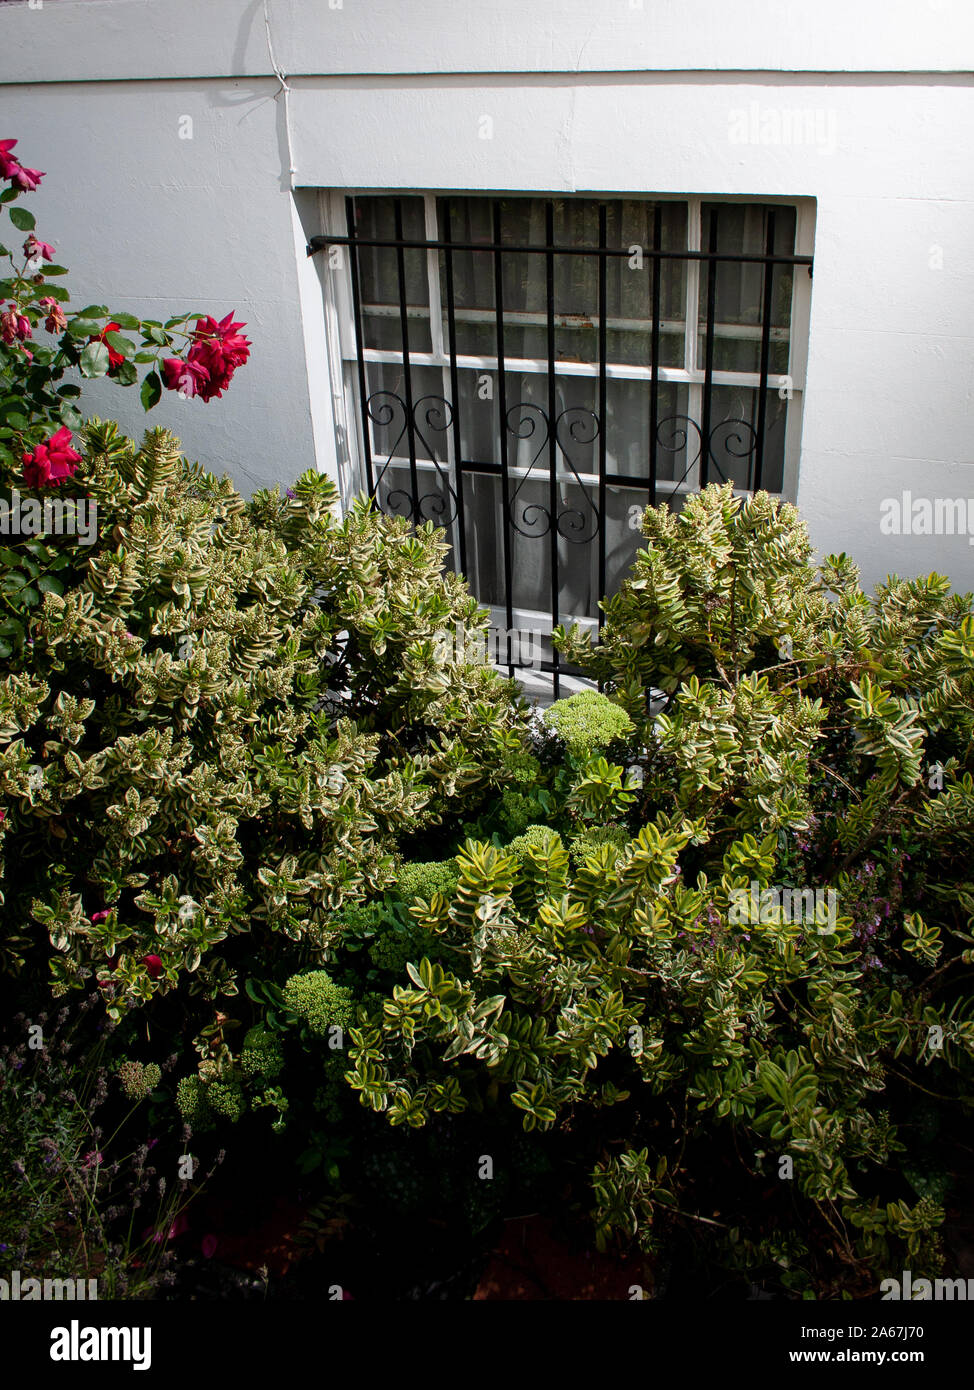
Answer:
[286,488,296,500]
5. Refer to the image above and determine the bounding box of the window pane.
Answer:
[353,196,432,354]
[364,361,449,466]
[697,203,796,375]
[437,196,687,368]
[604,379,694,486]
[449,370,699,493]
[702,383,787,493]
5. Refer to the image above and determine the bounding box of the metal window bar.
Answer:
[700,206,719,488]
[315,200,812,689]
[753,208,777,491]
[441,199,468,575]
[597,203,608,638]
[649,202,662,508]
[545,202,560,697]
[492,199,515,675]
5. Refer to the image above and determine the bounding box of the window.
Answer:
[312,191,814,693]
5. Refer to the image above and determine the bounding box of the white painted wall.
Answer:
[1,0,973,592]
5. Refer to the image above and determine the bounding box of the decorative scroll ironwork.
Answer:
[652,413,757,491]
[366,391,459,526]
[506,404,601,544]
[367,399,761,529]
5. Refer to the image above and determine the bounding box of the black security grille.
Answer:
[309,197,813,698]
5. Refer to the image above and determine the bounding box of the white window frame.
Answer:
[316,188,813,503]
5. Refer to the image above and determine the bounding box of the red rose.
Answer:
[22,434,77,488]
[142,954,163,980]
[162,354,210,399]
[162,311,249,402]
[22,426,82,489]
[187,312,251,402]
[89,321,125,370]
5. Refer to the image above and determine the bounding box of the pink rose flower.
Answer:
[1,305,32,344]
[90,910,111,924]
[22,426,82,489]
[24,234,56,262]
[0,142,44,191]
[0,139,18,179]
[142,954,163,980]
[39,296,67,334]
[11,166,44,192]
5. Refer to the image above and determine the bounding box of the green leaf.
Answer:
[75,305,109,318]
[143,326,169,347]
[66,318,103,338]
[80,341,111,378]
[40,284,70,302]
[105,331,136,361]
[114,360,138,387]
[110,312,141,330]
[140,370,162,412]
[37,575,64,596]
[59,403,83,430]
[41,265,69,276]
[0,188,18,205]
[8,206,35,232]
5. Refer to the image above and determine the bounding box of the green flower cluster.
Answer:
[543,690,634,758]
[282,970,354,1036]
[506,825,564,862]
[117,1060,161,1102]
[175,1074,246,1128]
[398,860,459,902]
[569,824,630,869]
[368,921,431,977]
[239,1025,284,1080]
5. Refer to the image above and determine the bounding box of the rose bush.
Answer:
[0,136,252,661]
